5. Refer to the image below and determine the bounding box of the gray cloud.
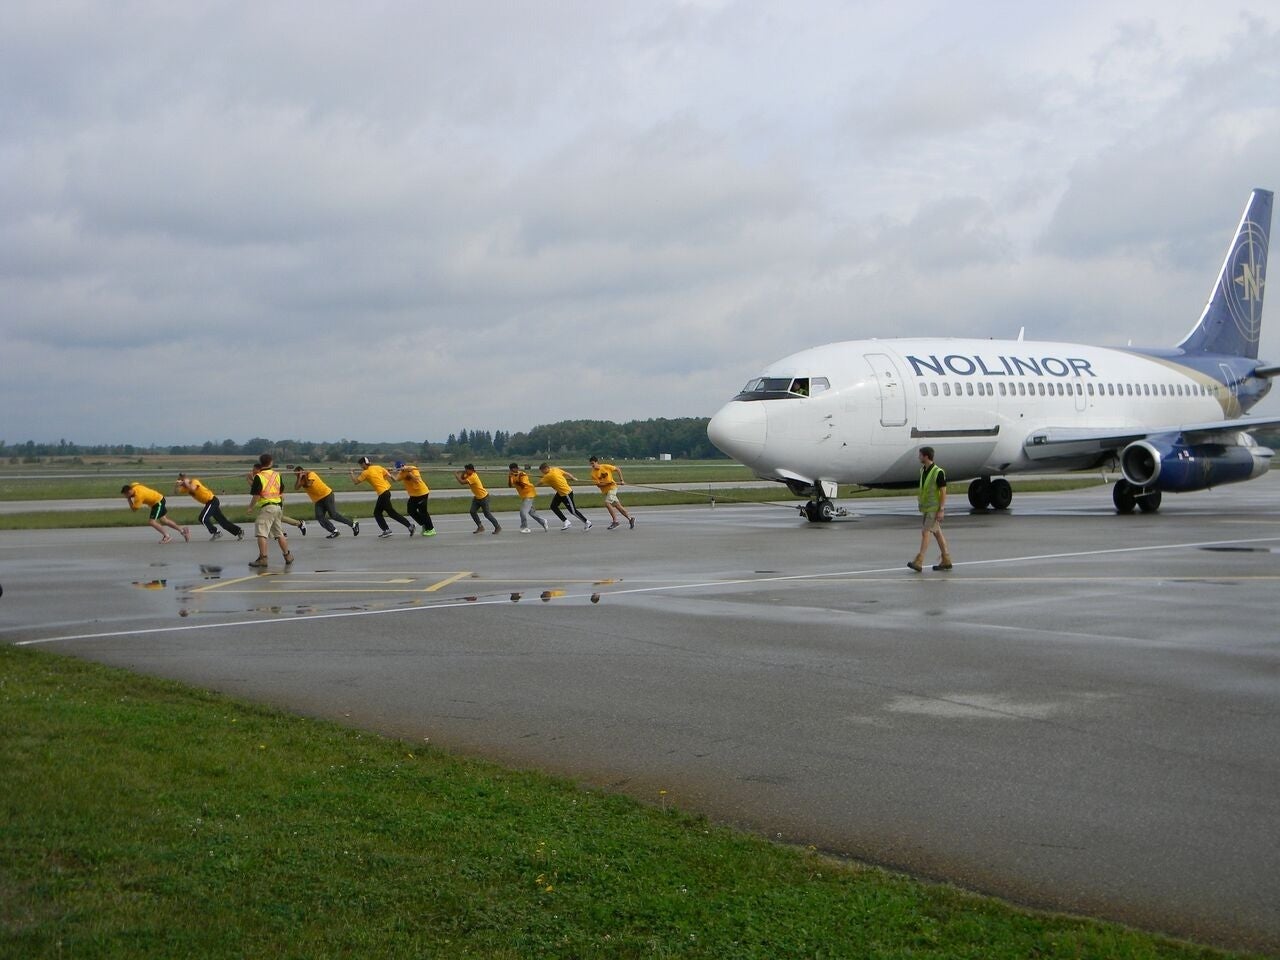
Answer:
[2,1,1278,444]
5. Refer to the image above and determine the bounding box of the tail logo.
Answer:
[1225,219,1267,345]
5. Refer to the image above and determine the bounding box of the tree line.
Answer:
[2,418,725,463]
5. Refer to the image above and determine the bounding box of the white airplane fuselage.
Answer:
[708,337,1255,490]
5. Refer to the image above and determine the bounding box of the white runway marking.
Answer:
[14,535,1280,648]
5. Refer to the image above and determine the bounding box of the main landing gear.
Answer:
[798,498,844,522]
[1112,479,1162,514]
[966,477,1012,511]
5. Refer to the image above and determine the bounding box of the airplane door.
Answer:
[864,353,907,427]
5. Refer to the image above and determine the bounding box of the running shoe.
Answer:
[326,531,340,539]
[407,523,416,536]
[353,521,360,537]
[235,531,244,541]
[583,520,592,530]
[607,521,620,530]
[628,517,635,529]
[423,529,437,537]
[520,528,531,534]
[210,530,222,541]
[299,521,307,536]
[561,520,572,531]
[378,530,393,539]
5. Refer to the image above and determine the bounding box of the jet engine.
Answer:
[1120,433,1273,492]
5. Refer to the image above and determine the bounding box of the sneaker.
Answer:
[607,521,620,530]
[628,517,635,529]
[210,530,222,541]
[520,528,531,534]
[235,531,244,541]
[326,531,340,539]
[423,529,437,537]
[299,521,307,536]
[353,521,360,537]
[248,556,269,568]
[492,527,501,535]
[283,552,295,565]
[561,520,572,531]
[932,561,953,571]
[583,520,593,531]
[407,524,416,536]
[378,530,393,539]
[906,560,923,572]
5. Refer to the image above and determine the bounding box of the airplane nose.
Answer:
[707,400,766,464]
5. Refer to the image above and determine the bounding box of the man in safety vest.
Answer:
[248,453,293,568]
[908,446,953,572]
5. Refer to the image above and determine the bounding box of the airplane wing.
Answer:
[1022,416,1280,462]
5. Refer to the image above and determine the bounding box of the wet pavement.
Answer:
[2,479,1278,952]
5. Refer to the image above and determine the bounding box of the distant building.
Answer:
[659,453,672,461]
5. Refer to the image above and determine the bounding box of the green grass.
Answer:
[0,645,1247,959]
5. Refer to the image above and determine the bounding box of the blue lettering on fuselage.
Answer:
[906,354,1097,378]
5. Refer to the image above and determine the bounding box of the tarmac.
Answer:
[2,477,1278,953]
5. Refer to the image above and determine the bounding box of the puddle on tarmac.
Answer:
[1199,546,1278,554]
[132,579,167,590]
[199,564,223,579]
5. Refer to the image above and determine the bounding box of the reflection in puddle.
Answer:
[132,579,167,590]
[199,564,223,580]
[1199,546,1277,554]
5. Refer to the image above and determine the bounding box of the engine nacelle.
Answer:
[1120,434,1273,493]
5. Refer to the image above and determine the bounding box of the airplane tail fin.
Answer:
[1177,188,1271,359]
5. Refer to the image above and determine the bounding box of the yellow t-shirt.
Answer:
[590,463,619,493]
[508,470,536,498]
[127,484,163,510]
[354,465,392,494]
[397,466,430,497]
[461,471,488,499]
[182,477,215,505]
[538,467,572,495]
[297,471,333,503]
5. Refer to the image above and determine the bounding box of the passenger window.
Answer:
[1087,383,1094,396]
[966,382,974,396]
[943,383,952,397]
[930,383,939,396]
[998,383,1006,396]
[919,383,928,396]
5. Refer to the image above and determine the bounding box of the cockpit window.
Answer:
[734,376,830,401]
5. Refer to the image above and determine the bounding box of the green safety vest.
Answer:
[918,464,943,512]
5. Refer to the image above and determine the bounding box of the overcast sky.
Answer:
[2,1,1278,446]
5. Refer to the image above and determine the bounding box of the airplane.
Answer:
[707,188,1278,522]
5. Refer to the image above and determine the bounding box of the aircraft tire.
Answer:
[989,478,1013,510]
[1136,488,1162,513]
[967,478,991,510]
[1112,479,1137,514]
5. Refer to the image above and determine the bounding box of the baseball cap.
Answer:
[394,460,405,470]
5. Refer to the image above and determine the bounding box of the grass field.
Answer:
[0,644,1247,959]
